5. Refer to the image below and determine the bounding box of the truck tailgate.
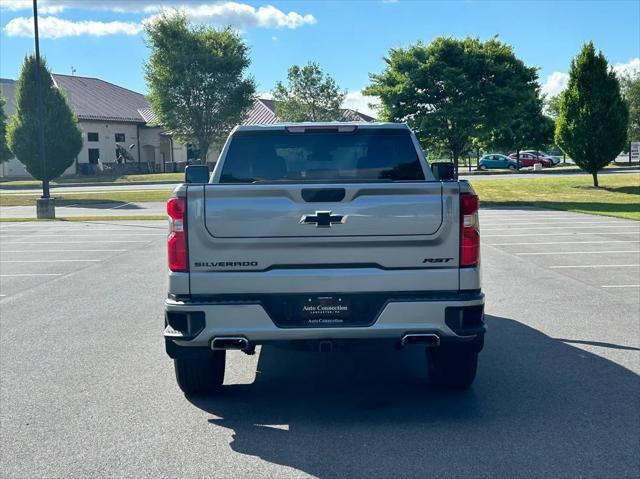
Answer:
[186,182,460,284]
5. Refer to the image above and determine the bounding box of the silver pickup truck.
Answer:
[164,123,485,395]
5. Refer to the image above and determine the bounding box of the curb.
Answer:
[0,180,180,190]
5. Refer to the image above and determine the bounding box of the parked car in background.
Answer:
[522,150,561,165]
[508,152,553,167]
[478,154,518,170]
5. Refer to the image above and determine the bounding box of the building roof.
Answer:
[341,108,377,123]
[137,107,160,126]
[244,98,280,125]
[51,74,150,123]
[2,75,376,129]
[243,98,376,125]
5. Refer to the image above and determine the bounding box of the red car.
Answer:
[508,152,553,167]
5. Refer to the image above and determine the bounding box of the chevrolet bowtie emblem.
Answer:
[300,211,346,228]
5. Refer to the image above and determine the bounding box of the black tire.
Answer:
[174,350,226,395]
[508,164,516,170]
[426,339,481,389]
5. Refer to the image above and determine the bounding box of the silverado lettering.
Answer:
[194,261,258,267]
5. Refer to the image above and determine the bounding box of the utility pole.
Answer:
[33,0,54,218]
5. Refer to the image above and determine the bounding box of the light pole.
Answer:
[33,0,54,218]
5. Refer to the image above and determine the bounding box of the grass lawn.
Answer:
[0,189,171,207]
[2,173,638,221]
[0,173,183,187]
[472,173,640,220]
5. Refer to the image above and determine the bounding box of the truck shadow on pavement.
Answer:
[189,315,640,478]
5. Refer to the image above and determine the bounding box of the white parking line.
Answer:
[0,273,63,277]
[517,250,640,256]
[482,221,629,227]
[0,249,126,252]
[109,202,133,210]
[1,240,152,244]
[483,225,639,231]
[489,240,640,246]
[480,216,624,221]
[484,232,639,237]
[480,215,608,220]
[0,231,165,236]
[2,259,101,263]
[601,284,640,288]
[480,216,620,220]
[0,233,165,237]
[550,264,640,269]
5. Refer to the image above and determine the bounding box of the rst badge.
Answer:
[423,257,454,264]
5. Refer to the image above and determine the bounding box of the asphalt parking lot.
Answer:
[0,209,639,478]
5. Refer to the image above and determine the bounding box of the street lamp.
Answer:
[33,0,55,219]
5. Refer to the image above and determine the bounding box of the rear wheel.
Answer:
[174,351,226,395]
[426,339,482,389]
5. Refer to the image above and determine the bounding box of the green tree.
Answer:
[7,55,82,181]
[545,94,562,120]
[145,13,255,162]
[272,62,345,121]
[620,73,640,142]
[365,37,540,169]
[555,42,629,187]
[0,96,12,164]
[490,92,555,167]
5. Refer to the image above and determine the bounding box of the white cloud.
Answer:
[541,57,640,97]
[1,2,316,38]
[0,0,65,13]
[3,15,143,38]
[613,58,640,78]
[160,3,316,30]
[343,90,380,118]
[540,71,569,98]
[1,1,317,29]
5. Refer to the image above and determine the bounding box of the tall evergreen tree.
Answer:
[0,96,12,164]
[555,42,629,186]
[7,55,82,181]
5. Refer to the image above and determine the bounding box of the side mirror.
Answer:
[185,165,210,184]
[431,162,456,181]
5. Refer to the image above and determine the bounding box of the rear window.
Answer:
[219,128,424,183]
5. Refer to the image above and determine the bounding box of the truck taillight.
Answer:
[460,192,480,267]
[167,197,188,272]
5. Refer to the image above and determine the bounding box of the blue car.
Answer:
[478,154,518,170]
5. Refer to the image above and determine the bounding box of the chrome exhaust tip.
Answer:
[211,336,250,350]
[401,333,440,348]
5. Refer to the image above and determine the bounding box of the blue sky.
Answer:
[1,0,639,115]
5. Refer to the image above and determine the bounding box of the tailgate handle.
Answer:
[301,188,346,203]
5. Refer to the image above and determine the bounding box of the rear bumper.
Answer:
[164,291,485,355]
